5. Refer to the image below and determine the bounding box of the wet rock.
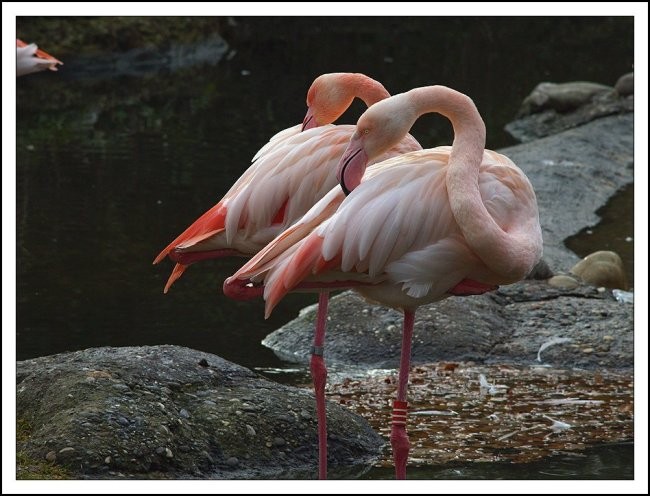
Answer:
[263,281,632,371]
[569,250,628,290]
[505,81,633,143]
[16,345,383,479]
[517,81,615,116]
[614,72,634,96]
[526,258,554,280]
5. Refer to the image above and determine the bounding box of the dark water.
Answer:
[356,442,634,480]
[566,183,635,287]
[15,17,635,479]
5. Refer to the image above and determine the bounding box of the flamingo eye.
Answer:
[362,128,370,135]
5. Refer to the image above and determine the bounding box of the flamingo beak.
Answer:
[337,135,368,195]
[302,108,317,131]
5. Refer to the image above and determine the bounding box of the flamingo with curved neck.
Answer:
[225,85,542,479]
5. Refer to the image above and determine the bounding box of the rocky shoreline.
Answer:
[263,280,633,374]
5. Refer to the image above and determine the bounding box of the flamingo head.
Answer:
[16,39,63,77]
[302,73,390,131]
[336,92,416,194]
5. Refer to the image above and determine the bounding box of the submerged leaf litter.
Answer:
[313,362,633,467]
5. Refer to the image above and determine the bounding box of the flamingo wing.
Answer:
[478,150,541,241]
[231,149,464,314]
[224,125,354,243]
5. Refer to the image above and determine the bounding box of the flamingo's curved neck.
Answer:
[351,73,391,108]
[408,86,538,280]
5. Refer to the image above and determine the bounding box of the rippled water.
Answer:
[15,17,635,480]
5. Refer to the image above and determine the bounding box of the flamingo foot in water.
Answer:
[390,310,415,479]
[390,400,410,480]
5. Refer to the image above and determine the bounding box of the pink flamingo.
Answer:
[153,73,420,293]
[224,85,543,479]
[16,39,63,77]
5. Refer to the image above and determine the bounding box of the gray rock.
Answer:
[16,345,383,479]
[517,81,615,116]
[505,80,633,143]
[263,281,632,371]
[615,72,634,96]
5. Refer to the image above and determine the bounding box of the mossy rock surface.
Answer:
[16,345,383,479]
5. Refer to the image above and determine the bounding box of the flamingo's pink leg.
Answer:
[390,309,415,480]
[310,291,329,479]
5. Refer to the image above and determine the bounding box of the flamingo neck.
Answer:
[349,73,391,108]
[409,86,537,280]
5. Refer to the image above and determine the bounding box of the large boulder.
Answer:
[16,345,383,479]
[505,79,633,142]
